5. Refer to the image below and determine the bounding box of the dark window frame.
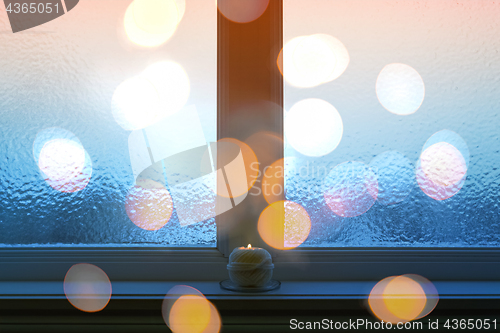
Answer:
[1,0,499,283]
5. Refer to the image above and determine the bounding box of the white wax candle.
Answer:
[227,244,274,287]
[229,244,272,266]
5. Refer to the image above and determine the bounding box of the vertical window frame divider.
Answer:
[216,0,500,282]
[216,0,284,257]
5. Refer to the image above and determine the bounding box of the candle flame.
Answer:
[247,244,251,248]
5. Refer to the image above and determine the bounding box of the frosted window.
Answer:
[284,0,500,247]
[0,0,216,247]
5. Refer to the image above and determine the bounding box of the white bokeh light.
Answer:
[283,35,334,88]
[33,128,92,193]
[376,63,425,115]
[323,161,378,217]
[281,36,306,86]
[38,138,92,193]
[132,0,179,34]
[314,34,350,82]
[281,34,349,88]
[420,142,467,188]
[124,0,182,48]
[285,98,343,157]
[174,0,186,23]
[39,139,86,181]
[64,263,112,313]
[111,76,162,131]
[422,129,470,169]
[416,140,467,201]
[141,61,190,118]
[292,34,336,87]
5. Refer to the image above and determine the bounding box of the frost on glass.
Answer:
[0,1,217,247]
[284,0,500,247]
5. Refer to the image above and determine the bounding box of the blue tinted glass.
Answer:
[0,0,217,247]
[284,0,500,247]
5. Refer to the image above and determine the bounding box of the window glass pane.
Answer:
[0,0,217,247]
[283,0,500,247]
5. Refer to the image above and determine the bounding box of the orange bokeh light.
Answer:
[368,276,402,324]
[383,276,427,321]
[262,158,284,204]
[258,200,311,250]
[404,274,439,320]
[162,285,221,333]
[204,301,222,333]
[125,178,173,231]
[169,295,211,333]
[369,275,431,324]
[277,48,284,76]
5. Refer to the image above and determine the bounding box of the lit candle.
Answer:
[227,244,274,287]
